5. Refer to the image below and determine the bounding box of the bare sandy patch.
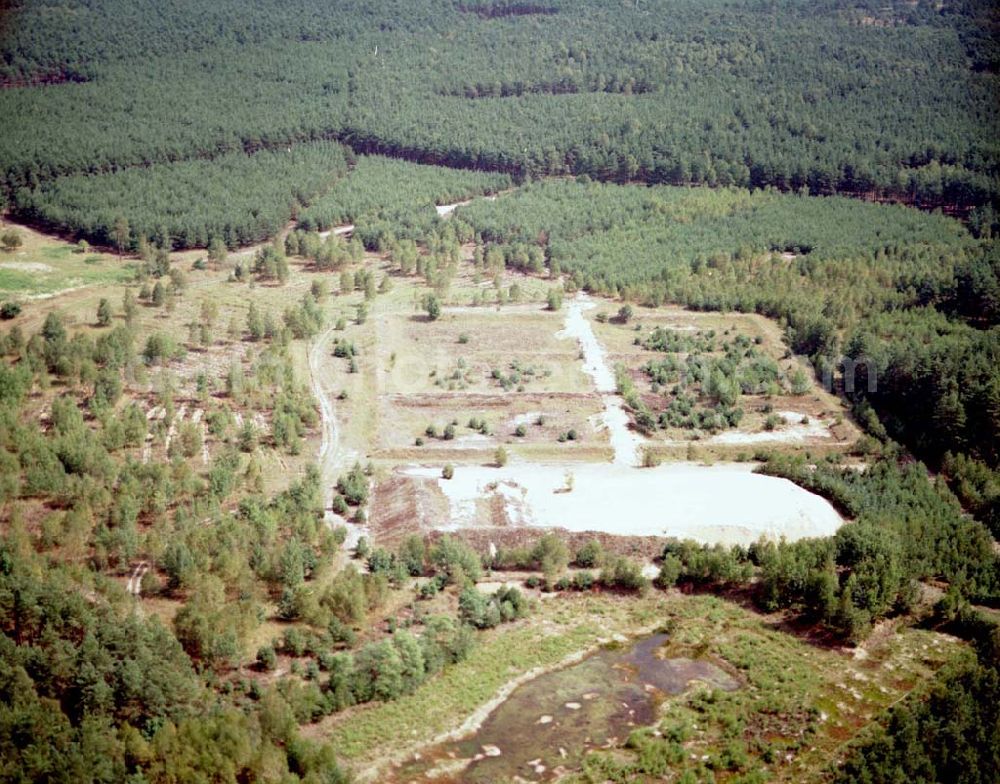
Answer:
[708,411,835,445]
[0,260,54,273]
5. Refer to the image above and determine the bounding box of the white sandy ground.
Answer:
[707,411,835,445]
[125,561,148,596]
[436,193,498,217]
[0,261,53,272]
[557,294,645,466]
[435,200,472,217]
[406,461,842,546]
[398,292,844,545]
[318,224,355,240]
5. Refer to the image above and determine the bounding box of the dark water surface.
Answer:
[391,633,739,783]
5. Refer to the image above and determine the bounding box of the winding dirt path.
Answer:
[308,322,366,547]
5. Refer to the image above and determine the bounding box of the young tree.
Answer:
[398,535,426,576]
[151,280,166,307]
[122,289,138,325]
[113,216,130,255]
[790,368,811,395]
[96,298,112,327]
[458,586,500,629]
[247,303,265,341]
[424,293,441,321]
[207,237,228,269]
[310,279,327,302]
[1,229,22,251]
[392,631,426,694]
[352,639,404,703]
[256,645,278,671]
[531,533,569,582]
[575,539,604,568]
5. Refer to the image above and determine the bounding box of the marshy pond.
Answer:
[391,633,739,782]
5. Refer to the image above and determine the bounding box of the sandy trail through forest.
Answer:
[309,323,366,548]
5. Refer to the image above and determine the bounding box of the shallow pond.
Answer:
[405,460,844,546]
[391,634,738,783]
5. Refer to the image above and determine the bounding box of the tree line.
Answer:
[655,453,999,642]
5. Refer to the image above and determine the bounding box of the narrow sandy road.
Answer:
[309,324,343,516]
[125,561,148,596]
[436,192,500,217]
[318,224,355,240]
[558,294,645,466]
[308,322,366,548]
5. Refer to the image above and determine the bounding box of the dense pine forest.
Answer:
[13,143,350,250]
[1,0,999,217]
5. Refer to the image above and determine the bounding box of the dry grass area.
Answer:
[377,307,589,395]
[374,392,606,454]
[1,229,345,488]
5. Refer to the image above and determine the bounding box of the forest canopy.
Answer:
[11,142,349,250]
[0,0,997,214]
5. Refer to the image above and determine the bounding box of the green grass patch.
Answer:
[0,232,136,296]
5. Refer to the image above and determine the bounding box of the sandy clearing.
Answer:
[163,404,187,455]
[403,460,843,546]
[436,200,472,217]
[200,422,209,465]
[708,410,835,445]
[436,193,498,217]
[125,562,148,596]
